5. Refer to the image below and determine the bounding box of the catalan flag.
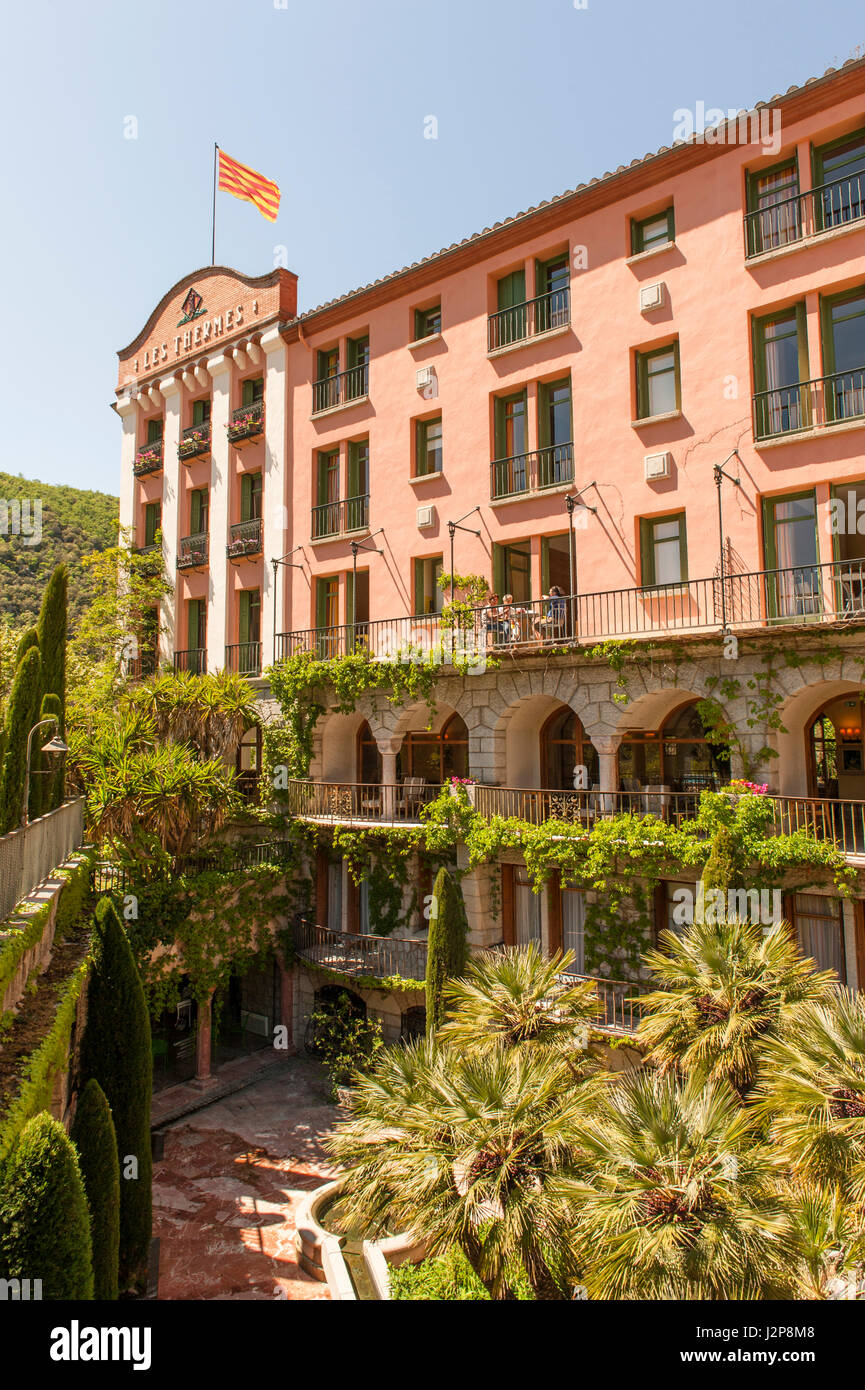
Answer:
[217,148,280,222]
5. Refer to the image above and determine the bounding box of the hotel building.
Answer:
[116,57,865,1026]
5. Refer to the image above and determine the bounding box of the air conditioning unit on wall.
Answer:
[417,505,435,529]
[644,451,672,481]
[639,281,666,313]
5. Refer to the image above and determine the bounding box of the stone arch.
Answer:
[775,677,862,796]
[313,709,369,783]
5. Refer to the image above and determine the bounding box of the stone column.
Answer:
[195,990,215,1082]
[276,954,295,1054]
[593,734,621,814]
[260,328,287,669]
[207,353,232,674]
[159,376,182,660]
[378,738,401,820]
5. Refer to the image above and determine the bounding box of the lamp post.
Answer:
[564,483,598,635]
[270,546,305,663]
[22,717,68,828]
[713,450,741,633]
[350,530,385,650]
[446,507,482,606]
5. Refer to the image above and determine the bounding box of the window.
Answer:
[813,127,865,230]
[146,417,163,444]
[315,577,340,655]
[636,343,680,419]
[415,416,443,476]
[752,305,809,437]
[541,706,599,790]
[240,472,262,522]
[493,269,528,347]
[745,160,800,255]
[492,390,529,496]
[538,378,573,487]
[187,598,207,664]
[414,304,441,340]
[346,336,370,398]
[414,555,443,615]
[640,513,687,586]
[143,502,161,548]
[790,893,846,982]
[314,449,340,538]
[631,207,675,255]
[561,887,586,971]
[346,440,369,530]
[317,347,339,381]
[241,377,264,406]
[189,487,208,535]
[192,398,211,426]
[399,712,468,782]
[762,491,820,620]
[540,533,571,596]
[238,589,261,674]
[821,287,865,423]
[512,866,542,946]
[618,701,730,795]
[493,539,532,603]
[535,255,570,331]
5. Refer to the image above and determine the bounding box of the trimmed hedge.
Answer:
[0,1111,93,1299]
[425,867,468,1038]
[79,898,152,1292]
[71,1079,120,1301]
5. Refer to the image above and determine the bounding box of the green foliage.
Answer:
[699,825,740,900]
[0,1112,94,1300]
[390,1246,534,1301]
[0,854,90,1007]
[34,566,67,815]
[306,990,383,1101]
[53,855,92,939]
[426,868,468,1037]
[79,898,152,1292]
[15,627,39,665]
[70,1079,120,1301]
[0,470,117,630]
[0,645,42,833]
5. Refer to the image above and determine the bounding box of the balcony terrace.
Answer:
[490,443,574,500]
[133,440,163,476]
[178,422,212,462]
[753,366,865,440]
[311,495,370,540]
[177,532,209,570]
[312,363,369,415]
[227,401,264,447]
[227,518,262,561]
[487,287,571,353]
[743,171,865,258]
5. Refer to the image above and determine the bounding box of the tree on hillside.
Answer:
[79,897,152,1292]
[0,1112,94,1300]
[0,645,42,833]
[71,1078,121,1301]
[426,867,469,1038]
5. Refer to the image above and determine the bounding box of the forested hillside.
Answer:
[0,470,118,627]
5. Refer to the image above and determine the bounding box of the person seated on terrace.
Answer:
[500,594,524,646]
[534,586,567,642]
[482,593,504,647]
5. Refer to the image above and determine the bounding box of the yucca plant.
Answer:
[328,1036,587,1299]
[755,989,865,1201]
[561,1070,794,1300]
[637,918,835,1095]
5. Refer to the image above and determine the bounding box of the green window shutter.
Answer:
[190,491,201,534]
[639,518,654,586]
[541,537,550,593]
[678,514,689,582]
[666,206,676,242]
[673,340,682,410]
[414,558,425,615]
[538,382,550,449]
[415,418,424,476]
[492,544,505,596]
[345,570,355,627]
[242,380,252,407]
[752,316,768,396]
[348,441,367,497]
[241,473,252,522]
[494,397,505,457]
[239,590,250,645]
[795,301,809,382]
[497,270,525,311]
[636,353,647,419]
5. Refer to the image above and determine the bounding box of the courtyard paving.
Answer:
[152,1057,342,1300]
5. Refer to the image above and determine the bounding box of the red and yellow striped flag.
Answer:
[217,148,280,222]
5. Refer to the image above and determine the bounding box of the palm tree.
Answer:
[128,670,258,762]
[783,1181,865,1299]
[561,1069,795,1300]
[438,943,601,1078]
[637,918,835,1095]
[328,1036,587,1300]
[755,989,865,1201]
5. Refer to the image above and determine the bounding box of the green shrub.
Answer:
[37,566,67,813]
[0,1112,94,1299]
[79,898,152,1292]
[306,990,383,1101]
[425,867,468,1037]
[390,1247,533,1301]
[71,1079,120,1301]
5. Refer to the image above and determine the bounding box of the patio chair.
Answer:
[397,777,427,816]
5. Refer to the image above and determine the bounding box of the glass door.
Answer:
[762,492,820,621]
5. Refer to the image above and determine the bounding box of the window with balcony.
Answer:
[347,335,370,395]
[639,513,687,587]
[492,538,532,603]
[636,343,680,419]
[414,555,444,615]
[752,305,809,438]
[241,471,262,522]
[414,304,442,340]
[492,389,528,497]
[761,490,819,621]
[813,126,865,232]
[135,417,164,474]
[180,598,207,674]
[190,487,209,536]
[346,439,370,531]
[235,589,261,675]
[821,286,865,424]
[241,377,264,406]
[538,377,573,487]
[535,254,570,333]
[313,449,340,538]
[180,398,212,460]
[415,416,443,476]
[745,159,800,256]
[630,206,674,255]
[192,398,211,426]
[147,418,163,444]
[314,576,340,657]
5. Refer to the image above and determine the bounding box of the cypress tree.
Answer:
[32,692,65,819]
[70,1079,120,1301]
[426,867,469,1038]
[0,645,42,833]
[33,565,67,816]
[0,1112,94,1300]
[697,825,740,924]
[79,898,152,1292]
[15,627,39,665]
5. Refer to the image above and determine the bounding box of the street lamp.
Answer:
[564,483,598,633]
[713,450,741,632]
[350,530,385,648]
[446,507,482,606]
[22,717,68,827]
[270,547,305,663]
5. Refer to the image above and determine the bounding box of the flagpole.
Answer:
[211,143,218,265]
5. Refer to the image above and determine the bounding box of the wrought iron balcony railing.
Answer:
[133,440,163,475]
[226,518,262,559]
[487,287,570,352]
[312,363,369,414]
[743,171,865,258]
[177,532,209,570]
[227,400,264,445]
[275,558,865,661]
[178,422,212,461]
[173,647,207,675]
[311,494,370,539]
[490,443,574,499]
[286,779,440,825]
[294,919,428,983]
[753,366,865,440]
[225,641,262,677]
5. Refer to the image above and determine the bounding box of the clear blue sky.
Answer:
[1,0,862,497]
